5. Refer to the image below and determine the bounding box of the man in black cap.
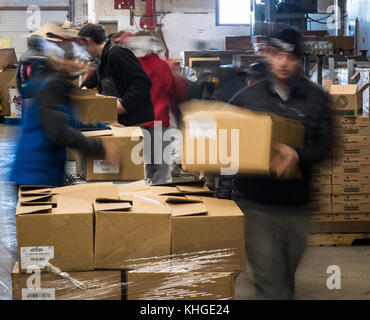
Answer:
[229,28,332,299]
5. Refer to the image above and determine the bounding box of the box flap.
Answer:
[94,202,132,212]
[0,48,18,70]
[153,180,206,187]
[358,83,370,95]
[19,194,57,206]
[163,196,208,216]
[330,84,358,95]
[16,204,53,215]
[82,130,114,138]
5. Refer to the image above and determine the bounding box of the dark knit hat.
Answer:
[270,28,303,57]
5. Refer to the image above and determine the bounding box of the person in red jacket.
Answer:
[126,31,176,184]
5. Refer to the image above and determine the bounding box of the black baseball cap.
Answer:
[269,28,303,57]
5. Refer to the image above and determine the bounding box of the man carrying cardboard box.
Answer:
[228,28,332,300]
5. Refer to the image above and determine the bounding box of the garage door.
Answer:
[0,10,68,58]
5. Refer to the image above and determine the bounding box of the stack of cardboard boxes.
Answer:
[309,81,370,234]
[12,181,245,300]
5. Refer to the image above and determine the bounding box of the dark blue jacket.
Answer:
[11,76,106,187]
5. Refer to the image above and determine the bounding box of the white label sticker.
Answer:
[21,246,54,269]
[189,120,217,139]
[22,288,55,300]
[93,160,120,174]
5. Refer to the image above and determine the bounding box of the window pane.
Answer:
[218,0,251,25]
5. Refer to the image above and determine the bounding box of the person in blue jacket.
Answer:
[11,41,120,187]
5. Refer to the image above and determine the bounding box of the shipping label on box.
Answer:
[333,135,370,155]
[9,88,23,119]
[332,155,370,166]
[309,213,332,221]
[332,194,370,204]
[332,174,370,185]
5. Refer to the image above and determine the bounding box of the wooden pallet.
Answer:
[308,233,370,246]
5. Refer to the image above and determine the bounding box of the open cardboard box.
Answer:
[326,80,370,116]
[16,194,95,273]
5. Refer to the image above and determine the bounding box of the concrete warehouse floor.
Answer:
[0,124,369,300]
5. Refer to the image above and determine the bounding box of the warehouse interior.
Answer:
[0,0,370,301]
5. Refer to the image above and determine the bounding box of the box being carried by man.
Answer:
[180,100,305,177]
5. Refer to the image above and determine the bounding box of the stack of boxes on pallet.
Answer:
[309,80,370,233]
[12,181,245,300]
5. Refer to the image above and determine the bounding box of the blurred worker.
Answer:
[78,24,154,126]
[213,60,268,199]
[11,41,120,187]
[125,31,175,184]
[16,35,45,93]
[229,28,332,299]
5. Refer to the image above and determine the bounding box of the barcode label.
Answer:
[93,160,120,174]
[21,246,54,269]
[22,289,55,300]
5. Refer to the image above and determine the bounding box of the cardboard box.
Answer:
[93,195,173,270]
[335,36,354,51]
[71,95,117,124]
[76,127,145,181]
[181,100,304,176]
[12,263,122,300]
[66,148,77,161]
[126,271,235,300]
[12,264,235,300]
[171,197,246,272]
[309,218,370,233]
[326,80,370,116]
[16,195,94,273]
[0,69,16,116]
[333,135,370,155]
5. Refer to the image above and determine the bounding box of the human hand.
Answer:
[271,144,302,180]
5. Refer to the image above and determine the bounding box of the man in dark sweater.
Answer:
[229,28,332,299]
[78,24,154,126]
